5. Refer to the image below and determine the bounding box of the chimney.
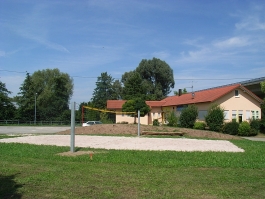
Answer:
[178,89,182,96]
[192,92,195,99]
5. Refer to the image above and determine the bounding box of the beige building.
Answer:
[107,84,263,125]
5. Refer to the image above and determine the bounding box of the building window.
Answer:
[251,111,254,119]
[232,110,237,122]
[198,110,207,120]
[224,110,229,120]
[246,110,251,120]
[235,90,239,97]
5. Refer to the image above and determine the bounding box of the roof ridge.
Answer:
[193,83,240,93]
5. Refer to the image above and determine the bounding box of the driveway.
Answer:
[0,126,71,134]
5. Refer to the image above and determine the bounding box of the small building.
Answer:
[107,84,263,125]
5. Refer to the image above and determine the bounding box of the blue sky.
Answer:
[1,0,265,104]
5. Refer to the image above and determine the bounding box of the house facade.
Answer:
[107,84,263,125]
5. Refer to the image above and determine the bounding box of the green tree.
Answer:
[0,81,16,120]
[135,57,175,100]
[91,72,116,109]
[121,71,146,100]
[179,105,198,128]
[122,98,150,124]
[16,73,36,121]
[112,79,123,100]
[261,81,265,93]
[32,69,73,121]
[16,69,73,121]
[205,104,225,132]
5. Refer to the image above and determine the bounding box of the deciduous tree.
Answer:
[136,57,175,100]
[122,98,150,123]
[16,69,73,121]
[0,81,16,120]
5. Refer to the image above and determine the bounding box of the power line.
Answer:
[0,69,258,81]
[0,69,27,74]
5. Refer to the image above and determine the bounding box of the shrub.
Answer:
[205,104,224,132]
[166,111,178,127]
[260,119,265,134]
[222,121,239,135]
[179,105,198,128]
[250,119,260,133]
[153,119,160,126]
[238,121,251,136]
[249,128,258,136]
[193,122,206,130]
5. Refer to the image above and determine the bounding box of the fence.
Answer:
[0,120,81,126]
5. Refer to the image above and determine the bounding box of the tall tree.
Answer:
[121,71,146,100]
[0,81,16,120]
[16,69,73,121]
[91,72,115,109]
[112,79,123,100]
[16,73,35,121]
[135,57,175,100]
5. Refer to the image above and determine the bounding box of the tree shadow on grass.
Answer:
[0,174,22,199]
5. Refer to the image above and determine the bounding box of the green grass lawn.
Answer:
[1,139,265,198]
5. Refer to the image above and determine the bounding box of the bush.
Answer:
[249,128,258,136]
[222,121,239,135]
[179,105,198,128]
[260,119,265,134]
[250,119,260,133]
[153,119,160,126]
[166,111,178,127]
[238,121,251,136]
[205,104,224,132]
[193,122,206,130]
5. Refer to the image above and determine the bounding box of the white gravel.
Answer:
[0,135,244,152]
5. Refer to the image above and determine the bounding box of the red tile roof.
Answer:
[146,101,165,107]
[107,100,126,109]
[163,84,263,106]
[107,84,263,109]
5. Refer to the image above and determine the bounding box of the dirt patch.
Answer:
[58,151,94,157]
[57,124,241,140]
[57,150,109,157]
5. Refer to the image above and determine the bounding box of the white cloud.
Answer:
[213,37,250,49]
[236,16,265,31]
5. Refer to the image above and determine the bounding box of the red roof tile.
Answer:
[146,101,165,107]
[107,100,126,109]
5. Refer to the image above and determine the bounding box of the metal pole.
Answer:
[138,110,140,137]
[34,93,37,125]
[70,102,76,152]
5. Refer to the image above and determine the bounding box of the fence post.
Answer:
[138,110,140,137]
[70,102,76,152]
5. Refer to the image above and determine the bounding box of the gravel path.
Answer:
[0,135,244,152]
